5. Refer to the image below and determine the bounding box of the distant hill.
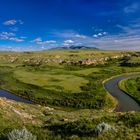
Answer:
[49,46,99,50]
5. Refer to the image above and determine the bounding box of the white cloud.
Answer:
[31,37,42,43]
[3,20,17,25]
[0,34,9,40]
[44,40,56,44]
[0,32,15,40]
[3,19,24,25]
[124,3,139,13]
[103,32,107,35]
[37,40,56,45]
[0,32,25,42]
[93,34,98,38]
[75,34,86,39]
[2,32,15,36]
[31,37,56,45]
[9,37,24,42]
[98,33,102,36]
[64,40,74,44]
[93,32,107,38]
[63,40,74,46]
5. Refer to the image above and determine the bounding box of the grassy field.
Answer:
[0,64,115,109]
[0,50,140,139]
[0,50,139,110]
[119,76,140,104]
[14,67,88,92]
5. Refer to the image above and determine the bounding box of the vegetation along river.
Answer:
[0,74,140,112]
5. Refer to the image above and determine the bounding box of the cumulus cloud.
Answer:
[31,37,42,43]
[31,37,56,45]
[3,19,24,25]
[9,37,24,42]
[93,32,107,38]
[63,40,74,46]
[0,32,15,40]
[3,20,17,25]
[1,32,15,36]
[93,34,98,38]
[103,32,107,35]
[64,39,74,44]
[98,33,102,36]
[75,34,86,39]
[0,32,24,42]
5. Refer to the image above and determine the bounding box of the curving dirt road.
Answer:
[104,74,140,112]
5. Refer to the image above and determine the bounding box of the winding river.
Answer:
[0,89,32,104]
[104,74,140,112]
[0,74,139,112]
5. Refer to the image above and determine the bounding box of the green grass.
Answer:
[14,68,88,92]
[0,99,140,139]
[121,55,140,67]
[119,76,140,104]
[0,50,139,110]
[0,63,120,110]
[128,56,140,63]
[0,50,139,139]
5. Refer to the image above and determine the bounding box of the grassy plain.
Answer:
[0,50,140,139]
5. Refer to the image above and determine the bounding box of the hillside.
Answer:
[0,93,140,140]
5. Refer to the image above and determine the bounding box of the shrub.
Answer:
[7,127,37,140]
[94,122,116,136]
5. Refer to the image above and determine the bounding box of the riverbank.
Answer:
[119,75,140,106]
[104,74,140,112]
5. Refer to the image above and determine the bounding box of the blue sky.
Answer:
[0,0,140,51]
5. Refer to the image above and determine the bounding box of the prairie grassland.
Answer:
[0,50,138,110]
[0,50,140,139]
[14,68,88,92]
